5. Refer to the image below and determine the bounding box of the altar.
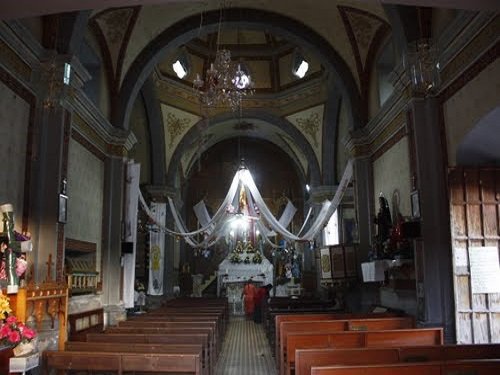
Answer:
[217,249,273,315]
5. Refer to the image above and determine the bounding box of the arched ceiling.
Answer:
[87,1,391,186]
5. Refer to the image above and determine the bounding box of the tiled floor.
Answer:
[216,317,277,375]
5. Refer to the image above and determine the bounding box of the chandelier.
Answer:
[192,1,254,111]
[193,49,254,111]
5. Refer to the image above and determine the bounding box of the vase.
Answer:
[12,342,34,357]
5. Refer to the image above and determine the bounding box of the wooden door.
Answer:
[449,168,500,343]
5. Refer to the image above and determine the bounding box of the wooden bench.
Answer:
[310,359,500,375]
[43,350,202,375]
[295,344,500,375]
[284,328,443,375]
[274,312,403,358]
[122,316,225,344]
[140,310,227,334]
[118,320,220,353]
[86,332,213,375]
[279,316,414,368]
[105,326,216,361]
[67,308,104,341]
[65,341,208,375]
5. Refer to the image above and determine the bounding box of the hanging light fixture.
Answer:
[193,2,254,111]
[403,8,440,97]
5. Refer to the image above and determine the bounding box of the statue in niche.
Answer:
[374,194,392,256]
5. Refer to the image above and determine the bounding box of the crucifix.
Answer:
[46,253,54,282]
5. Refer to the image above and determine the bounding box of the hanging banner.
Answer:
[122,161,140,308]
[148,202,166,295]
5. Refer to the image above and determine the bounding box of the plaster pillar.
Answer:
[410,98,455,342]
[29,54,89,283]
[352,157,374,264]
[101,156,125,308]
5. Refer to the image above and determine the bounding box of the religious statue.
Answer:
[374,195,392,256]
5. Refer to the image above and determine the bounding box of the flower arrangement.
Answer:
[134,280,145,292]
[252,251,262,264]
[0,293,11,317]
[0,315,36,346]
[229,251,241,263]
[0,293,37,355]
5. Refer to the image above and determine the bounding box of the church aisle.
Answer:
[216,317,277,375]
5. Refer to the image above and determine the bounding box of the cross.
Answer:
[46,253,54,282]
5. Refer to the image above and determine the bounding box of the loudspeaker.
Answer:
[121,242,134,254]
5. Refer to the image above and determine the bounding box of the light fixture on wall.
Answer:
[292,49,309,79]
[192,2,254,111]
[404,39,440,96]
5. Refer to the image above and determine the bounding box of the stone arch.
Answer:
[166,109,321,188]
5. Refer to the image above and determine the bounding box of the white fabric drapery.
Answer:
[139,159,354,247]
[122,162,140,308]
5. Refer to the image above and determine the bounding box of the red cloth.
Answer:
[243,283,257,314]
[254,287,268,306]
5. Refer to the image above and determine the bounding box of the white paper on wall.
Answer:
[469,246,500,294]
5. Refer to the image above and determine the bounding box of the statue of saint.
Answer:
[374,195,392,255]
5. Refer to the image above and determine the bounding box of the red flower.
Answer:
[22,327,36,340]
[6,316,17,324]
[8,329,20,343]
[0,324,9,338]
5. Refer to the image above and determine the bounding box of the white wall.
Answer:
[444,58,500,166]
[373,136,412,218]
[0,81,30,227]
[66,138,105,275]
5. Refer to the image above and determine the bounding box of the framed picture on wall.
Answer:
[58,194,68,223]
[330,245,345,278]
[320,247,332,279]
[411,190,420,218]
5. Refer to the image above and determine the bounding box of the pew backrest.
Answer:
[310,359,500,375]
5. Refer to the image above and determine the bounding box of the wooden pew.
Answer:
[284,328,443,375]
[141,310,227,334]
[310,359,500,375]
[86,332,213,375]
[65,341,207,375]
[279,316,413,367]
[274,312,404,358]
[67,308,104,341]
[43,350,203,375]
[118,315,224,343]
[295,344,500,375]
[105,325,216,356]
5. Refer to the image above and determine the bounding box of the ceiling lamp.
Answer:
[193,49,254,111]
[292,50,309,79]
[193,2,254,111]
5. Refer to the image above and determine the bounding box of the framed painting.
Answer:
[330,245,345,278]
